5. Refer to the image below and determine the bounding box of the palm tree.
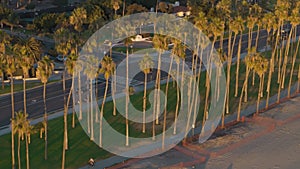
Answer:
[99,56,115,146]
[112,0,121,16]
[36,56,54,160]
[5,51,17,169]
[247,15,258,87]
[55,28,73,169]
[237,49,256,121]
[252,4,263,50]
[225,17,239,115]
[276,1,291,103]
[253,55,268,114]
[70,7,87,33]
[152,34,169,125]
[204,17,223,121]
[234,16,245,97]
[12,110,33,169]
[274,0,290,84]
[124,37,132,146]
[139,53,154,133]
[265,13,278,109]
[65,51,78,128]
[83,55,99,142]
[14,37,41,116]
[12,111,26,169]
[24,118,34,169]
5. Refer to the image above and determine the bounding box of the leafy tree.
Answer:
[126,3,148,15]
[0,30,11,89]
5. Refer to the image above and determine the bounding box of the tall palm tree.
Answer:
[264,13,278,109]
[274,0,290,84]
[237,48,256,121]
[252,4,263,50]
[5,51,17,169]
[65,51,78,128]
[152,34,169,125]
[70,7,87,33]
[225,17,239,115]
[234,16,245,97]
[124,37,132,146]
[55,28,72,169]
[36,56,54,160]
[276,1,291,103]
[139,53,154,133]
[12,110,33,169]
[83,55,99,142]
[253,55,268,114]
[99,56,115,146]
[12,111,26,169]
[204,17,223,121]
[24,117,34,169]
[14,37,41,116]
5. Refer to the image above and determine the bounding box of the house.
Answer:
[172,6,191,17]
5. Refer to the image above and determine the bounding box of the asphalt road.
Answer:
[0,26,299,127]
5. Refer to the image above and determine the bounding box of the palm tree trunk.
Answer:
[78,72,82,120]
[18,135,21,169]
[235,33,243,97]
[26,134,29,169]
[11,75,15,169]
[43,83,48,160]
[72,74,76,128]
[237,68,250,121]
[256,76,262,114]
[1,73,4,89]
[95,78,99,122]
[90,80,94,141]
[62,85,72,169]
[173,63,180,135]
[100,78,109,146]
[288,29,300,97]
[155,52,162,125]
[86,82,90,134]
[266,27,280,108]
[112,70,117,116]
[23,77,27,115]
[193,48,203,130]
[226,33,236,114]
[122,0,126,16]
[142,73,147,133]
[255,25,260,50]
[125,48,129,146]
[162,55,173,149]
